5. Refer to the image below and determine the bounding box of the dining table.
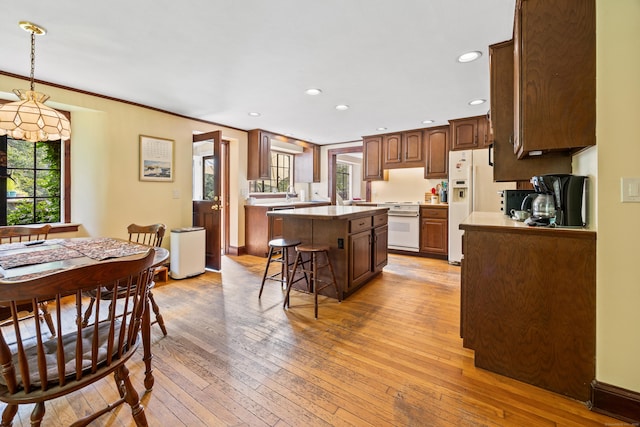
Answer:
[0,236,169,391]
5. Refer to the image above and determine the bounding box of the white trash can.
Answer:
[169,227,206,279]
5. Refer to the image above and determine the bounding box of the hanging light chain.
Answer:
[30,30,36,91]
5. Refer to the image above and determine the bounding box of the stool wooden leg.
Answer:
[325,251,341,302]
[313,252,319,319]
[282,247,289,289]
[259,246,275,299]
[284,252,302,309]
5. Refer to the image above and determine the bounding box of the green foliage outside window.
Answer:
[336,162,350,200]
[6,139,61,225]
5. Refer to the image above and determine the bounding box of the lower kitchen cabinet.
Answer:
[373,224,388,272]
[460,212,595,402]
[419,205,448,257]
[349,213,388,291]
[350,230,373,288]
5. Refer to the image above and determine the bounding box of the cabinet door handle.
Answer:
[488,143,494,166]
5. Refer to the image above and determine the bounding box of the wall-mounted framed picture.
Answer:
[139,135,174,182]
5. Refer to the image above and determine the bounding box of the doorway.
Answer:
[327,146,370,204]
[192,131,229,271]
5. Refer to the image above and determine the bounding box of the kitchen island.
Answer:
[245,201,331,257]
[459,212,596,401]
[267,205,388,299]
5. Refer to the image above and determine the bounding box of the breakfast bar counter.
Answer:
[267,205,388,299]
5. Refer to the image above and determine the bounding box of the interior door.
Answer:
[193,131,221,271]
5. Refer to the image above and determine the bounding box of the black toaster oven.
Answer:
[500,189,536,215]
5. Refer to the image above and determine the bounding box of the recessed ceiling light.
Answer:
[377,127,387,131]
[248,112,261,117]
[335,104,349,111]
[305,88,322,96]
[468,99,486,106]
[422,119,434,124]
[458,51,482,63]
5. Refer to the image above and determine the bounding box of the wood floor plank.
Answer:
[1,253,622,426]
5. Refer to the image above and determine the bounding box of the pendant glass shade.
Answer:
[0,90,71,142]
[0,21,71,142]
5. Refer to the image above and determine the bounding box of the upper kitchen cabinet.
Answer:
[247,129,271,180]
[295,144,321,183]
[424,126,449,179]
[450,116,489,151]
[383,131,423,168]
[513,0,595,159]
[489,40,571,181]
[363,135,386,180]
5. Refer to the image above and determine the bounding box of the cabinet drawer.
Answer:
[350,217,372,233]
[373,213,387,227]
[421,207,447,219]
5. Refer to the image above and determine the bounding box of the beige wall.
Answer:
[0,75,248,250]
[596,0,640,392]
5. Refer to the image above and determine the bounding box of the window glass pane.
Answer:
[37,170,61,197]
[36,142,61,169]
[11,170,35,197]
[7,199,34,225]
[203,157,215,200]
[7,139,33,168]
[36,198,59,223]
[336,163,351,200]
[249,151,293,193]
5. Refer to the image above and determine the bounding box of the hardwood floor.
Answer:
[4,254,619,426]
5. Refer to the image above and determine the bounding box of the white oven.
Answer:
[379,202,420,252]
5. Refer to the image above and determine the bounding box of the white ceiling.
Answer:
[0,0,516,145]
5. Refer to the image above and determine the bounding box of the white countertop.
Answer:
[267,205,388,220]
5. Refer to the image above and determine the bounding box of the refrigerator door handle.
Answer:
[488,143,494,166]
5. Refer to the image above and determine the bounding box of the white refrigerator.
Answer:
[448,149,515,264]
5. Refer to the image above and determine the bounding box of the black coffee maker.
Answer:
[530,174,587,227]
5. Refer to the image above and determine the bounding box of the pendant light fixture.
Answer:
[0,21,71,142]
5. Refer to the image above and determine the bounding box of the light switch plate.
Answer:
[621,177,640,202]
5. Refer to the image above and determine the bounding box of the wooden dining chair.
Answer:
[82,224,168,336]
[127,223,168,335]
[0,249,155,426]
[0,224,51,243]
[0,224,56,338]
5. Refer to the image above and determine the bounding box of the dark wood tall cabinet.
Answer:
[247,130,271,180]
[489,40,571,181]
[513,0,596,158]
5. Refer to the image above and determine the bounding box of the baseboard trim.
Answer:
[226,246,245,256]
[591,380,640,424]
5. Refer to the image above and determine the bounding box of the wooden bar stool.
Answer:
[259,238,301,299]
[284,244,340,318]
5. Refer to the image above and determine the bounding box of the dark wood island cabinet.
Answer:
[267,205,388,299]
[459,212,595,402]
